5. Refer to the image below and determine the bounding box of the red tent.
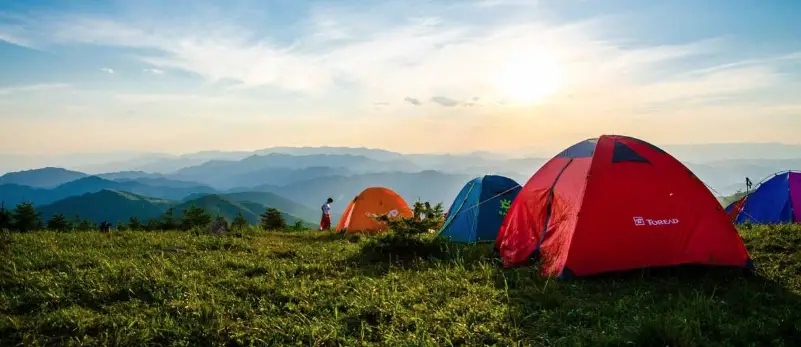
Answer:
[726,196,748,222]
[495,135,751,278]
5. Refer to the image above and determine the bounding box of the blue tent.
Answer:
[725,170,801,224]
[437,175,522,243]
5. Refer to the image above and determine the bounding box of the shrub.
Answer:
[260,208,286,230]
[0,203,12,230]
[46,213,71,232]
[231,211,249,230]
[128,216,143,231]
[160,207,181,230]
[373,200,445,236]
[11,201,42,232]
[291,220,305,231]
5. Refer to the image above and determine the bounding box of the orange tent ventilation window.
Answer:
[335,187,413,233]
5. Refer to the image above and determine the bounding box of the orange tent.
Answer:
[336,187,414,233]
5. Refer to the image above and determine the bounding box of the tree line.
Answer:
[0,201,298,233]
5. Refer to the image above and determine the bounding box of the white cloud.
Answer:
[0,31,30,47]
[8,2,798,110]
[3,1,801,153]
[112,92,245,104]
[100,67,114,74]
[404,97,422,106]
[0,15,41,49]
[0,83,70,96]
[430,96,461,107]
[44,11,801,114]
[474,0,539,8]
[142,68,164,74]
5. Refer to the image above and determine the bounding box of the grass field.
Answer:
[2,225,801,346]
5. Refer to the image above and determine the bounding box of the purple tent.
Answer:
[726,171,801,224]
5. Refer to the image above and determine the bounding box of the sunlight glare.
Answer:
[495,48,564,105]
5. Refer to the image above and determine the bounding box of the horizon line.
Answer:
[2,140,801,158]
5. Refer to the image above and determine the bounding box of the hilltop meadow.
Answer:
[1,145,800,346]
[1,223,800,346]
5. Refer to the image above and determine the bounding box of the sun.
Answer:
[495,48,564,105]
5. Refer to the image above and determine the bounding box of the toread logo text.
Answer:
[633,216,680,226]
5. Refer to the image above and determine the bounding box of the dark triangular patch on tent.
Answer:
[555,138,598,158]
[611,141,650,164]
[619,135,667,154]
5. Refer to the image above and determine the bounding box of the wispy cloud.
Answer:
[474,0,539,8]
[404,97,422,106]
[112,92,245,105]
[430,96,460,107]
[0,17,39,48]
[0,31,29,47]
[0,83,70,96]
[100,67,114,74]
[2,1,801,154]
[142,68,164,74]
[6,2,799,112]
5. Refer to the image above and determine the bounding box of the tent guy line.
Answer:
[445,184,522,216]
[438,175,522,243]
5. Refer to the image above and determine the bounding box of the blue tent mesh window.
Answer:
[555,138,598,158]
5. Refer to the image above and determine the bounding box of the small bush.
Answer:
[355,232,450,265]
[372,200,445,236]
[260,208,286,230]
[291,220,305,231]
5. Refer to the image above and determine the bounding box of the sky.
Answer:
[1,0,800,156]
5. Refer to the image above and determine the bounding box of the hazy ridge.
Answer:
[1,143,799,226]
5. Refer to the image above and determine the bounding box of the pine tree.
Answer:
[292,220,305,231]
[144,218,161,231]
[71,215,82,231]
[77,218,93,230]
[0,202,12,230]
[214,212,228,228]
[46,213,71,231]
[260,207,286,230]
[214,212,227,223]
[12,202,42,232]
[231,211,248,230]
[211,212,229,234]
[159,207,179,230]
[182,205,212,230]
[128,216,142,231]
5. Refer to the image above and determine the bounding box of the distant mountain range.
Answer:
[0,167,478,226]
[246,170,476,221]
[37,190,317,227]
[39,190,172,224]
[181,191,320,224]
[172,194,315,228]
[0,167,87,188]
[0,175,215,207]
[4,144,798,195]
[1,144,800,228]
[3,142,800,173]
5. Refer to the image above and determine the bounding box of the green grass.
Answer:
[1,225,801,346]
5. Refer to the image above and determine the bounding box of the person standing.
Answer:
[320,197,333,231]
